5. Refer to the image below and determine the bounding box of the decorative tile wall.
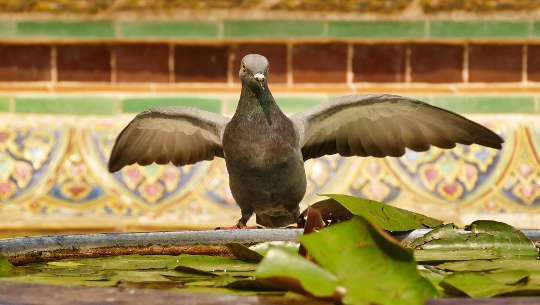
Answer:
[0,13,538,232]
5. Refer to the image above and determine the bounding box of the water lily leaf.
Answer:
[47,261,84,267]
[300,216,438,305]
[115,280,183,289]
[174,265,219,277]
[73,254,180,270]
[415,249,502,262]
[225,243,264,263]
[249,241,299,256]
[419,268,446,296]
[440,270,531,297]
[0,254,14,277]
[437,259,540,273]
[256,247,341,299]
[299,198,353,227]
[324,194,443,231]
[167,254,257,272]
[411,221,539,260]
[225,279,278,291]
[299,206,326,258]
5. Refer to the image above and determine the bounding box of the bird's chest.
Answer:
[223,117,297,167]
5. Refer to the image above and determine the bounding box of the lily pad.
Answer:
[440,270,531,297]
[256,247,341,299]
[0,254,13,277]
[249,241,299,256]
[299,198,353,226]
[225,243,264,263]
[324,194,443,231]
[411,221,539,260]
[47,261,85,267]
[73,254,181,270]
[436,259,540,273]
[300,216,438,305]
[167,254,257,272]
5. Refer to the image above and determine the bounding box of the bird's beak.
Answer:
[254,73,265,91]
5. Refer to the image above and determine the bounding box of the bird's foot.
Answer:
[215,221,260,230]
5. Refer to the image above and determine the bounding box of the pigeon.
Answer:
[108,54,504,228]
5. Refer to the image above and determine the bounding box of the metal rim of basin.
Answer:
[0,229,303,264]
[1,228,539,264]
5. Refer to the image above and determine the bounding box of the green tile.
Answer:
[122,97,221,114]
[224,20,324,38]
[531,22,540,38]
[431,21,528,39]
[15,97,118,115]
[0,97,9,112]
[276,97,324,113]
[433,96,536,113]
[0,22,15,37]
[17,21,114,38]
[121,22,219,38]
[328,21,425,39]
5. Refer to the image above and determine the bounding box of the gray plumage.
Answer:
[108,54,504,228]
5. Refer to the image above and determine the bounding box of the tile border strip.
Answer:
[1,20,540,40]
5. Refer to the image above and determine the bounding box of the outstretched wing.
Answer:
[108,106,230,172]
[291,94,503,160]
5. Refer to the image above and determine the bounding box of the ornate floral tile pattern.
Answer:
[0,115,538,229]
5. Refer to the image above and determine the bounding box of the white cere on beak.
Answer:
[254,73,265,82]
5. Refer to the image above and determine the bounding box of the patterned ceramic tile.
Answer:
[0,114,537,229]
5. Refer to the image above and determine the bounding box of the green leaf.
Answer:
[411,221,539,260]
[225,243,264,263]
[437,259,540,272]
[47,261,85,267]
[167,254,257,272]
[256,247,341,298]
[301,216,438,305]
[249,241,299,256]
[0,254,14,277]
[440,270,530,297]
[415,249,502,262]
[74,254,181,270]
[324,194,443,231]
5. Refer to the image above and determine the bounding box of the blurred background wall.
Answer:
[0,0,538,235]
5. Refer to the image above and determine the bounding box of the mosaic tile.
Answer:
[57,44,111,82]
[0,97,9,112]
[410,43,463,83]
[174,45,229,83]
[224,20,324,38]
[430,21,528,39]
[115,44,170,83]
[120,22,219,38]
[0,45,51,81]
[293,43,348,83]
[353,44,406,82]
[15,97,118,115]
[122,97,221,114]
[18,21,114,38]
[328,21,425,39]
[469,44,523,82]
[0,114,537,229]
[0,22,15,37]
[433,96,537,113]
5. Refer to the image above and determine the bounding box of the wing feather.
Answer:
[291,94,503,160]
[108,106,229,172]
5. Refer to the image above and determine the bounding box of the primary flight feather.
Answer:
[108,54,503,228]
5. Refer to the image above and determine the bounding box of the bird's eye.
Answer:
[241,63,247,72]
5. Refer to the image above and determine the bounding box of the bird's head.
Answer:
[239,54,269,93]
